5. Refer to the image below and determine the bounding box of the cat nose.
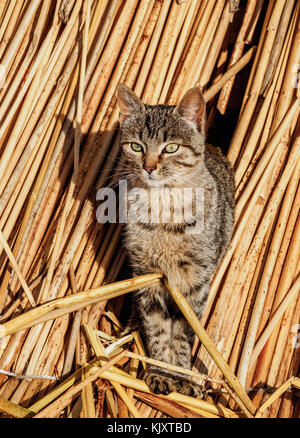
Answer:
[144,166,156,174]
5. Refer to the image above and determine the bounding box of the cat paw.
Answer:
[178,379,203,398]
[144,372,180,395]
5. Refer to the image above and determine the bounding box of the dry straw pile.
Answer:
[0,0,299,419]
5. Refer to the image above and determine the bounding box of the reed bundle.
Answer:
[0,0,298,419]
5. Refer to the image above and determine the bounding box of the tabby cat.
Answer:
[116,85,235,397]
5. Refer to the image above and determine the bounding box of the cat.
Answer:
[116,84,235,397]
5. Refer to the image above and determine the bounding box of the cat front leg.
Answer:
[169,316,203,398]
[138,287,181,395]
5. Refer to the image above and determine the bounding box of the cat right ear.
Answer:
[117,84,145,125]
[173,87,206,137]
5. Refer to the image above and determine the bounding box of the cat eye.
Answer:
[131,142,143,153]
[163,143,179,154]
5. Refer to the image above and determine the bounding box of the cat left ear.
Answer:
[173,87,206,136]
[117,84,145,125]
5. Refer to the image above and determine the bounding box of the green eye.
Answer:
[164,143,179,153]
[131,142,143,152]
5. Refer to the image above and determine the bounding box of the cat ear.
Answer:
[174,87,206,136]
[117,84,145,124]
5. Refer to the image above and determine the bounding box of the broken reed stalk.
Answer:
[83,323,143,418]
[22,331,238,418]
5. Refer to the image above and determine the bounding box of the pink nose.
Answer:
[144,166,156,174]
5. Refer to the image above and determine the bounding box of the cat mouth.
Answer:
[143,174,169,188]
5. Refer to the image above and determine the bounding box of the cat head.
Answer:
[117,85,206,188]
